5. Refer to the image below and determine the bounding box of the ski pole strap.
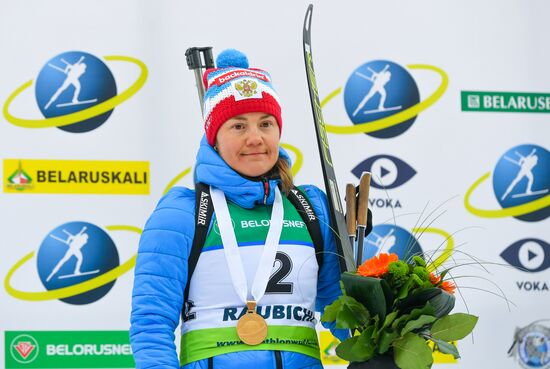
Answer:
[184,182,213,305]
[286,186,324,272]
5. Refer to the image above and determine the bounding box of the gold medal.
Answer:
[236,301,268,345]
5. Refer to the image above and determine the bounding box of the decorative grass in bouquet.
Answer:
[322,253,478,369]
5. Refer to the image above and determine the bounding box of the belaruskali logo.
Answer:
[3,51,147,133]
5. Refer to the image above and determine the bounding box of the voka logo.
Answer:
[320,60,447,138]
[465,144,549,222]
[509,322,550,369]
[352,154,416,209]
[4,51,147,133]
[5,221,140,305]
[501,238,550,293]
[9,334,39,364]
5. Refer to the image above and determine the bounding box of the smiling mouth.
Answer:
[242,152,267,156]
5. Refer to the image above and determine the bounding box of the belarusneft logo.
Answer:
[3,159,149,194]
[462,91,550,113]
[5,331,134,368]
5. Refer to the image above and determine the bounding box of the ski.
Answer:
[303,4,356,273]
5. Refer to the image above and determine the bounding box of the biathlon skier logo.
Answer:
[362,225,422,262]
[320,59,447,138]
[10,334,39,364]
[4,51,147,133]
[465,144,549,222]
[360,224,453,267]
[5,221,141,305]
[37,222,119,304]
[509,321,550,369]
[35,52,115,132]
[344,61,418,138]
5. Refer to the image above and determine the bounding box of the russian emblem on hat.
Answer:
[234,79,260,100]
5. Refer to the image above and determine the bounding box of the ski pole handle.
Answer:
[356,172,371,265]
[357,172,371,228]
[185,47,214,116]
[345,183,357,239]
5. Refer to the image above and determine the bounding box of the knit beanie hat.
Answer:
[202,49,282,146]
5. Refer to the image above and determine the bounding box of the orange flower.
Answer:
[357,253,398,277]
[440,280,456,294]
[429,272,441,285]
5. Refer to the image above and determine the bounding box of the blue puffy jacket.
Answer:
[130,137,345,369]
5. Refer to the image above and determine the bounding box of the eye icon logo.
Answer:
[465,144,549,222]
[10,334,39,364]
[352,155,416,189]
[320,60,448,138]
[501,239,550,273]
[3,51,147,133]
[5,222,140,305]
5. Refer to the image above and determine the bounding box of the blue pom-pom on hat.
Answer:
[216,49,249,69]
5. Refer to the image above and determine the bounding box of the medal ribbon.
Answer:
[210,186,284,305]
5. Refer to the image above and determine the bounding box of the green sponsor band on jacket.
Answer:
[180,325,320,365]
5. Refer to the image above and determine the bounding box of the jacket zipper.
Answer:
[262,178,269,204]
[274,351,283,369]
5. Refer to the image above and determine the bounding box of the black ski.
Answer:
[303,4,355,273]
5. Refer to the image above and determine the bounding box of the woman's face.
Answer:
[215,112,280,177]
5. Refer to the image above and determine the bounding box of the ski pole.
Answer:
[356,172,371,266]
[345,183,357,259]
[185,47,215,116]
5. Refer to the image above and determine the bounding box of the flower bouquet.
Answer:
[322,253,478,369]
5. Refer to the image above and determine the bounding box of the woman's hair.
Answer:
[276,158,293,195]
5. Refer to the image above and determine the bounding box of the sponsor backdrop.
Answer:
[1,1,549,368]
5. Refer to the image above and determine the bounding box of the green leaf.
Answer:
[429,290,455,318]
[397,288,441,313]
[336,335,373,362]
[401,315,437,336]
[378,330,399,354]
[408,303,435,321]
[382,311,398,330]
[336,303,362,329]
[431,338,460,359]
[335,336,360,362]
[392,302,434,331]
[393,333,433,369]
[431,313,478,341]
[321,296,370,329]
[343,296,371,325]
[321,298,343,323]
[342,272,390,322]
[351,327,376,361]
